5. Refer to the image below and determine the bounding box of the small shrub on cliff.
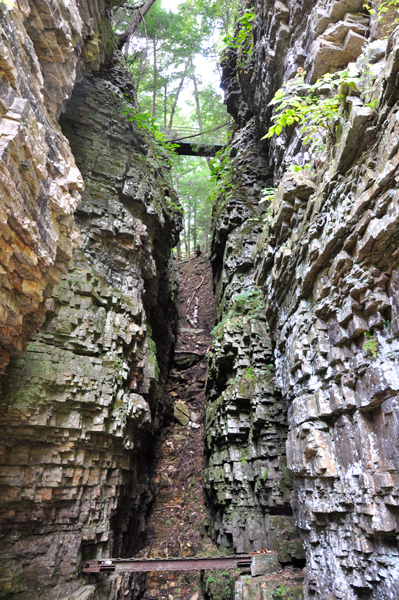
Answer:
[222,9,256,69]
[208,144,243,223]
[258,186,277,220]
[363,0,399,32]
[121,97,179,161]
[211,289,265,338]
[203,569,236,600]
[363,331,378,358]
[264,69,361,153]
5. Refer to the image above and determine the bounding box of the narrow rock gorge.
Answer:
[1,0,399,599]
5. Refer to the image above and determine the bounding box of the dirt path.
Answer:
[138,255,218,600]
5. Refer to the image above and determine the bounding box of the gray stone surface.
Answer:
[174,400,191,425]
[0,49,181,600]
[235,574,303,600]
[207,2,399,599]
[204,124,303,563]
[251,554,280,577]
[0,0,124,374]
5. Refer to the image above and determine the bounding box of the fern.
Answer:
[363,331,378,358]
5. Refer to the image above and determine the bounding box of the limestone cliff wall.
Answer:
[204,125,303,562]
[0,2,181,600]
[0,0,122,374]
[206,0,399,598]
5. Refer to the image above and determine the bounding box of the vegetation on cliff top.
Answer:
[112,0,248,257]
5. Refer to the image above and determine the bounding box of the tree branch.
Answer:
[117,0,157,50]
[122,2,146,10]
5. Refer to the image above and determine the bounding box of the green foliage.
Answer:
[190,0,240,38]
[223,10,256,50]
[114,358,123,370]
[289,163,311,172]
[207,145,234,217]
[209,146,233,192]
[115,0,231,259]
[264,69,361,151]
[176,156,216,255]
[363,0,399,30]
[222,8,256,70]
[120,0,229,134]
[259,187,277,204]
[366,98,379,109]
[211,289,265,338]
[244,366,256,381]
[0,0,14,5]
[272,585,288,599]
[203,569,235,600]
[363,331,378,358]
[121,101,179,160]
[263,468,269,481]
[166,198,184,214]
[258,187,277,221]
[231,289,265,312]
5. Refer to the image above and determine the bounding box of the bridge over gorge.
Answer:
[82,555,252,574]
[82,552,281,575]
[159,125,226,157]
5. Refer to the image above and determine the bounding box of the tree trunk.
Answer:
[117,0,157,50]
[191,67,211,168]
[191,68,204,133]
[193,196,197,251]
[186,204,191,258]
[152,40,157,119]
[164,82,167,128]
[203,226,208,253]
[124,36,130,56]
[168,61,189,129]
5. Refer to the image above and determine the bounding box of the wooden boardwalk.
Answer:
[82,555,252,574]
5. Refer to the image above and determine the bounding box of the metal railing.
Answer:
[159,126,226,146]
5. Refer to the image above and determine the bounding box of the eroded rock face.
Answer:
[207,0,399,598]
[0,0,122,374]
[254,91,399,597]
[204,123,303,562]
[0,10,181,600]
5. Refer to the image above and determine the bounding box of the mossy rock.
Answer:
[202,569,237,600]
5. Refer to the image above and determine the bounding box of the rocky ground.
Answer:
[138,255,219,600]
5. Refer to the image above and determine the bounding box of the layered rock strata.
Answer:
[204,124,303,562]
[0,17,181,600]
[207,0,399,598]
[0,0,123,374]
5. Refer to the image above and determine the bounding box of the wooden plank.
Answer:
[82,555,252,574]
